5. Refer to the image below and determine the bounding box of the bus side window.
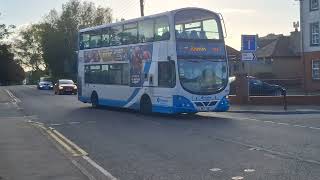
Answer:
[101,28,110,47]
[158,61,176,88]
[122,23,138,45]
[139,19,154,43]
[154,16,170,41]
[80,33,90,50]
[110,25,123,46]
[122,64,129,85]
[89,30,102,49]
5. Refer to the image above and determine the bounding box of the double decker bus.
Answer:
[77,7,230,114]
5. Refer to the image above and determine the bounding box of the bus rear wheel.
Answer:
[140,95,152,114]
[91,92,99,108]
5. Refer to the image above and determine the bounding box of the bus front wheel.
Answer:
[140,95,152,114]
[91,92,99,108]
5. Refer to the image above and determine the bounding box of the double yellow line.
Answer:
[29,121,88,157]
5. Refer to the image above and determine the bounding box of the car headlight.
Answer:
[59,86,63,90]
[74,86,77,89]
[39,85,43,88]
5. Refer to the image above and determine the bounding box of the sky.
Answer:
[0,0,300,50]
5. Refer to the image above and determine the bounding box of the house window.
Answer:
[310,0,319,11]
[312,60,320,80]
[311,22,320,46]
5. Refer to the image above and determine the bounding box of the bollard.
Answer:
[281,88,287,111]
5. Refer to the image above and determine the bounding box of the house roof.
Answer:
[256,35,300,58]
[226,45,241,61]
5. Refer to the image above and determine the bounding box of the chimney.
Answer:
[290,30,301,54]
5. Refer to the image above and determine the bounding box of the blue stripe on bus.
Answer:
[127,88,141,103]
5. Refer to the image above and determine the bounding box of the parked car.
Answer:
[230,76,286,96]
[54,79,77,95]
[37,77,53,90]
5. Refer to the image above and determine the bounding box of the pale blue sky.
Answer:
[0,0,300,49]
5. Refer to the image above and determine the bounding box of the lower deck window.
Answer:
[85,64,129,85]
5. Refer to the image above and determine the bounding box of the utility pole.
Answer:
[140,0,144,17]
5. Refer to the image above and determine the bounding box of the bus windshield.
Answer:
[178,59,227,94]
[175,9,221,40]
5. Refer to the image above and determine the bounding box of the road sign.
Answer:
[241,52,256,61]
[241,35,257,52]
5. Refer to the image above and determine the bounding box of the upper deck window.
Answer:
[154,16,170,41]
[122,22,138,45]
[175,9,221,40]
[110,25,123,46]
[80,33,90,49]
[139,19,154,43]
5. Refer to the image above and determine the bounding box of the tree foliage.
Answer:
[0,14,25,85]
[14,24,46,72]
[15,0,112,79]
[0,44,25,85]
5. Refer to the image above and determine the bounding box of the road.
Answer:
[6,85,320,180]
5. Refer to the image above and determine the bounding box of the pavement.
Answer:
[0,88,88,180]
[2,85,320,180]
[229,105,320,114]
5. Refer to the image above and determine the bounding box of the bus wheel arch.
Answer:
[91,91,99,108]
[140,94,152,114]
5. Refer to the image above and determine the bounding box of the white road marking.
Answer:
[249,147,261,151]
[244,169,255,173]
[83,156,118,180]
[232,176,244,180]
[293,125,307,128]
[50,123,63,126]
[5,89,21,103]
[69,121,81,124]
[213,135,320,166]
[263,121,274,124]
[209,168,222,172]
[277,123,289,126]
[208,114,320,132]
[309,127,320,130]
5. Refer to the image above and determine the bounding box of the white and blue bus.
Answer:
[77,7,230,114]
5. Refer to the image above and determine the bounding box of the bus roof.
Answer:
[79,7,219,33]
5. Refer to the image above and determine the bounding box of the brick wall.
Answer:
[303,51,320,92]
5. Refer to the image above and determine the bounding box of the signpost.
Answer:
[241,35,258,61]
[241,52,256,61]
[239,35,258,102]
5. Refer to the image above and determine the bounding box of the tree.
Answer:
[37,0,112,79]
[0,13,25,85]
[0,44,25,85]
[14,24,46,72]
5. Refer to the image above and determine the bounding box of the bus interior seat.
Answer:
[175,30,181,38]
[162,31,170,40]
[180,31,188,39]
[200,31,208,39]
[190,30,199,39]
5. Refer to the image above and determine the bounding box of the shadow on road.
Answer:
[70,105,232,125]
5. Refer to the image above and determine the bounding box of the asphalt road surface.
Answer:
[6,85,320,180]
